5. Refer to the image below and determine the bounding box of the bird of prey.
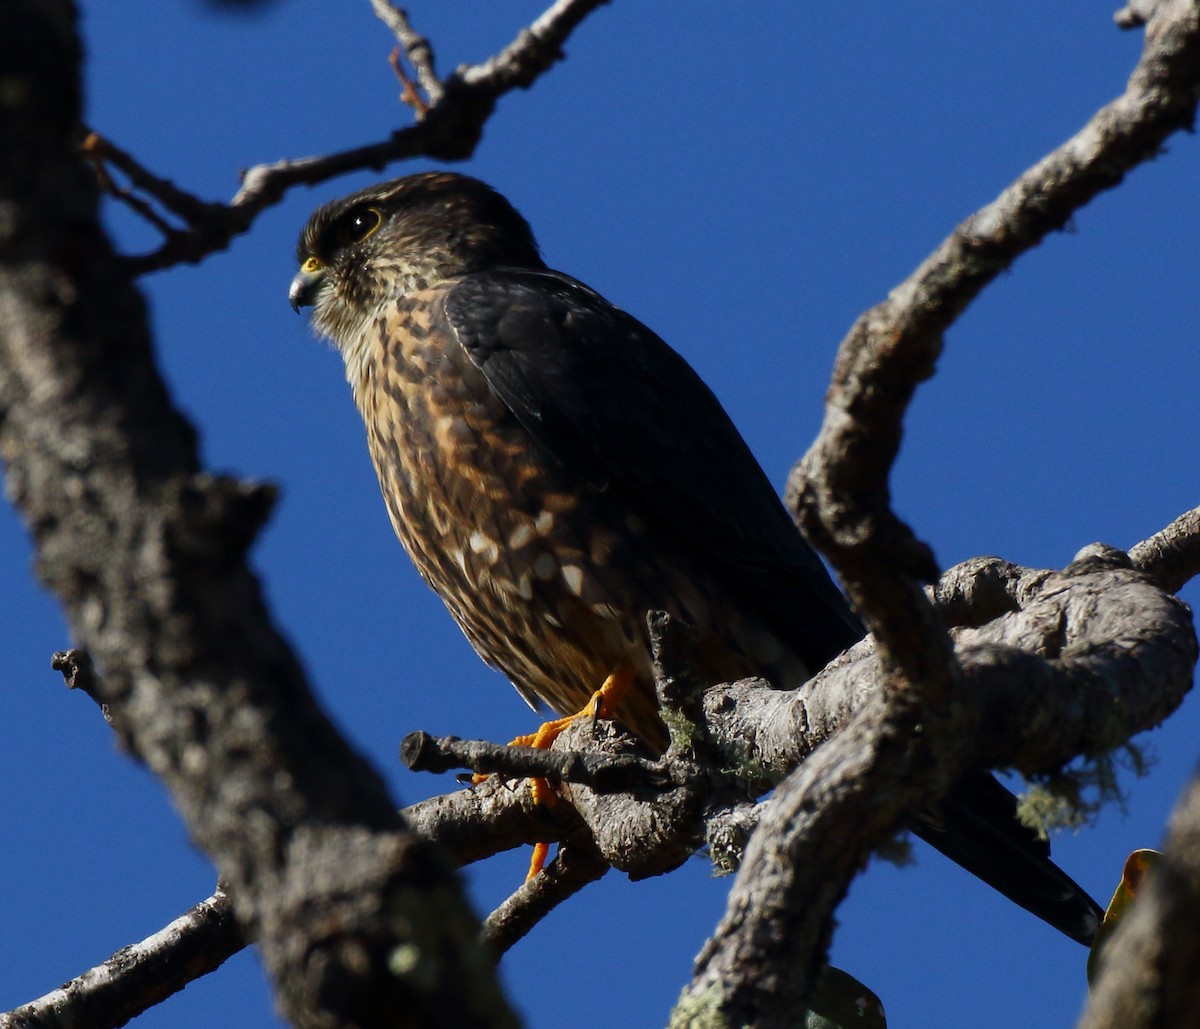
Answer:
[289,171,1101,944]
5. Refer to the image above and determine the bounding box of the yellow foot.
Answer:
[521,662,636,750]
[472,664,636,879]
[526,842,551,881]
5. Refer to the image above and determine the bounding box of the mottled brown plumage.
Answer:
[290,172,1101,942]
[289,172,861,746]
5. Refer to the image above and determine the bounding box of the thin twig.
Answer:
[389,46,430,116]
[82,134,179,237]
[0,889,241,1029]
[481,842,610,958]
[115,0,609,275]
[82,131,221,224]
[371,0,443,103]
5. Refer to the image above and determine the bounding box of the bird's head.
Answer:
[289,172,544,348]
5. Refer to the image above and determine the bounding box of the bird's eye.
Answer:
[339,207,383,245]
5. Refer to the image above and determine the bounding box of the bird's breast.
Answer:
[352,291,654,717]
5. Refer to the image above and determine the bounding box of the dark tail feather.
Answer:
[913,773,1103,946]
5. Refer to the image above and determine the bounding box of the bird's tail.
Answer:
[914,772,1103,946]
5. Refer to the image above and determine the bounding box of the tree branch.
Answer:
[26,522,1194,1027]
[0,889,240,1029]
[683,4,1200,1023]
[702,543,1196,783]
[481,841,610,959]
[100,0,610,275]
[370,0,444,105]
[0,3,516,1026]
[1129,504,1200,593]
[401,728,675,792]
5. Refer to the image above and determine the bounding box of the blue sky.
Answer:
[3,3,1198,1027]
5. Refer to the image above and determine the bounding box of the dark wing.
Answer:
[442,267,863,671]
[443,268,1102,945]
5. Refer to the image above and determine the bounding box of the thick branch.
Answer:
[679,552,1196,1026]
[1129,504,1200,593]
[0,4,514,1027]
[28,536,1192,1027]
[1079,772,1200,1028]
[402,772,583,867]
[1,775,573,1029]
[690,4,1200,1022]
[703,547,1196,783]
[674,695,901,1029]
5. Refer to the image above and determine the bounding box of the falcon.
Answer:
[289,171,1101,943]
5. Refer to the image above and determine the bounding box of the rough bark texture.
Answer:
[1078,772,1200,1029]
[0,4,514,1027]
[0,890,241,1029]
[3,1,1200,1027]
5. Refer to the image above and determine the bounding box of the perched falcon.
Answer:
[290,171,1101,943]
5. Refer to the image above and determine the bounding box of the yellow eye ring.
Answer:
[339,206,383,245]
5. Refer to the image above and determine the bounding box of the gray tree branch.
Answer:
[3,1,1199,1027]
[0,890,240,1029]
[682,2,1200,1024]
[1079,773,1200,1028]
[94,0,610,275]
[9,535,1198,1025]
[0,3,517,1027]
[1129,505,1200,593]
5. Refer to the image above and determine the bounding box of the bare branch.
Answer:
[371,0,444,104]
[685,5,1200,1023]
[82,132,221,224]
[677,694,897,1029]
[103,0,609,275]
[26,543,1189,1028]
[390,47,431,117]
[1079,773,1200,1028]
[704,550,1196,784]
[679,552,1196,1026]
[789,0,1200,664]
[0,889,241,1029]
[1129,505,1200,593]
[455,0,610,91]
[401,728,676,792]
[481,842,610,958]
[403,775,578,866]
[0,3,517,1026]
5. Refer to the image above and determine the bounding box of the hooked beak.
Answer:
[289,265,324,312]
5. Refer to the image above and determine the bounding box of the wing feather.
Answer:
[442,267,863,669]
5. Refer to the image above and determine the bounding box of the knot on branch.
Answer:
[404,717,708,881]
[163,474,277,562]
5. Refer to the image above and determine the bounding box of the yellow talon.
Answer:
[526,842,552,881]
[470,663,636,879]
